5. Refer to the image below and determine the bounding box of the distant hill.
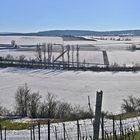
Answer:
[1,30,140,36]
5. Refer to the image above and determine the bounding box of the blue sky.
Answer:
[0,0,140,32]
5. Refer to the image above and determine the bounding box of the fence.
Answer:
[0,58,140,72]
[0,116,140,140]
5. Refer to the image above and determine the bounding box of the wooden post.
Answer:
[0,124,2,140]
[77,120,80,140]
[63,123,66,140]
[55,126,57,140]
[120,116,123,140]
[30,127,33,140]
[124,129,127,140]
[88,96,93,123]
[113,116,115,140]
[32,125,35,140]
[101,113,104,140]
[38,122,40,140]
[105,131,109,140]
[93,91,103,140]
[92,119,94,139]
[48,119,50,140]
[4,127,6,140]
[114,130,118,140]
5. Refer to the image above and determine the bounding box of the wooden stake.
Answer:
[93,91,103,140]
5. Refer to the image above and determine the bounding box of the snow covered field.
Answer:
[0,68,140,114]
[1,36,140,50]
[64,36,140,51]
[0,36,63,45]
[0,36,140,114]
[0,49,140,66]
[0,36,140,139]
[0,50,104,65]
[0,36,140,66]
[108,50,140,66]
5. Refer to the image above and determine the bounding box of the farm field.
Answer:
[0,36,140,114]
[0,67,140,114]
[0,36,63,45]
[0,50,104,65]
[0,36,140,66]
[108,50,140,66]
[0,49,140,66]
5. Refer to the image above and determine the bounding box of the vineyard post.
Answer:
[30,126,33,140]
[55,126,57,140]
[93,91,103,140]
[77,120,80,140]
[63,123,66,140]
[38,122,40,140]
[101,113,104,140]
[4,127,6,140]
[113,116,115,140]
[0,124,2,140]
[33,125,35,140]
[48,119,50,140]
[119,116,123,139]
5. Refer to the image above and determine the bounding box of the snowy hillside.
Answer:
[0,68,140,113]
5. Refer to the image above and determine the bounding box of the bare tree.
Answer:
[46,93,57,118]
[19,55,26,63]
[0,105,10,116]
[29,92,42,118]
[61,45,65,67]
[39,93,57,118]
[36,44,42,62]
[5,54,14,60]
[39,101,48,118]
[11,40,17,48]
[15,84,31,117]
[76,45,80,68]
[121,96,139,113]
[47,44,53,63]
[129,44,136,51]
[42,43,47,63]
[66,45,70,68]
[14,85,93,120]
[56,101,72,119]
[71,45,74,67]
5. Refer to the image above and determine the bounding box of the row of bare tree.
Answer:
[14,84,91,119]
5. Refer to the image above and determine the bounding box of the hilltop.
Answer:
[1,29,140,36]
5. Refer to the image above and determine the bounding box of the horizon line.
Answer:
[1,29,140,34]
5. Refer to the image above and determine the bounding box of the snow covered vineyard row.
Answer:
[2,117,140,140]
